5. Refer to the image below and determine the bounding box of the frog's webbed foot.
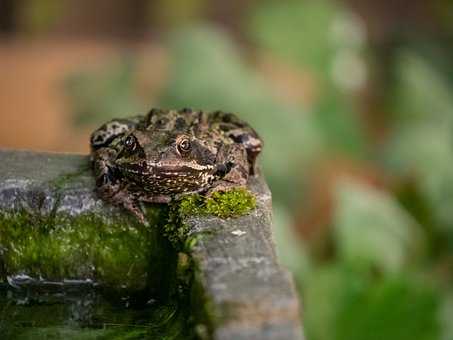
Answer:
[97,188,147,225]
[207,159,248,197]
[210,163,248,194]
[98,185,147,224]
[124,199,147,225]
[93,164,147,224]
[210,143,249,196]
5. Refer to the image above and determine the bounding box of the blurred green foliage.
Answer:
[303,266,440,340]
[249,0,339,80]
[334,180,424,273]
[62,0,453,338]
[64,57,145,126]
[20,0,62,34]
[249,0,368,157]
[386,52,453,230]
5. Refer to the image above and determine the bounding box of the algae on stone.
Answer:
[0,187,255,291]
[162,189,256,251]
[178,188,256,219]
[0,207,173,293]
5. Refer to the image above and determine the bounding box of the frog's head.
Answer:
[115,129,217,193]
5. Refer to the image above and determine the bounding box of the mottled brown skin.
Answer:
[90,108,262,223]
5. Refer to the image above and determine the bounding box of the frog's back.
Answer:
[206,110,262,171]
[143,108,262,173]
[188,109,263,164]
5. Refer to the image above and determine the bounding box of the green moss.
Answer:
[0,189,255,291]
[0,207,173,292]
[162,189,256,251]
[178,188,256,219]
[204,189,256,218]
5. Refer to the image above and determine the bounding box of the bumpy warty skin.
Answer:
[90,108,263,223]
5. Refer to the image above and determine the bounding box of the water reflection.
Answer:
[0,281,193,339]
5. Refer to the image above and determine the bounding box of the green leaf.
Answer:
[333,180,424,273]
[386,51,453,228]
[248,0,338,78]
[64,57,144,126]
[440,293,453,340]
[392,51,453,122]
[335,274,440,340]
[248,1,368,156]
[272,203,310,276]
[302,265,441,340]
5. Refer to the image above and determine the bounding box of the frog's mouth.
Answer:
[120,161,215,175]
[118,161,216,193]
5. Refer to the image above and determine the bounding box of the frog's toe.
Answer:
[132,208,147,225]
[122,201,147,224]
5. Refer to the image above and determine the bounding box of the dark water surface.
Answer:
[0,282,195,340]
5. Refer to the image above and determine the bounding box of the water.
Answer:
[0,281,195,340]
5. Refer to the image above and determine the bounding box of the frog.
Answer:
[90,108,262,223]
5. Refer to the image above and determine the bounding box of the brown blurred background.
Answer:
[2,0,450,153]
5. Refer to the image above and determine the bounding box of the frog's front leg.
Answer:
[208,143,249,194]
[93,147,146,224]
[108,187,147,224]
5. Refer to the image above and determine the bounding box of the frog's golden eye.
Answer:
[124,135,137,151]
[177,137,191,154]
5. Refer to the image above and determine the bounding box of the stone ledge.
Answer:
[0,149,304,340]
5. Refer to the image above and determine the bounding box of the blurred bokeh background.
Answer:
[1,0,453,338]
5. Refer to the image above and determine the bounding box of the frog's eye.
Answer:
[124,135,137,151]
[177,137,191,154]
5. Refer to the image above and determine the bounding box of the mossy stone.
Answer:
[162,188,256,251]
[0,207,174,293]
